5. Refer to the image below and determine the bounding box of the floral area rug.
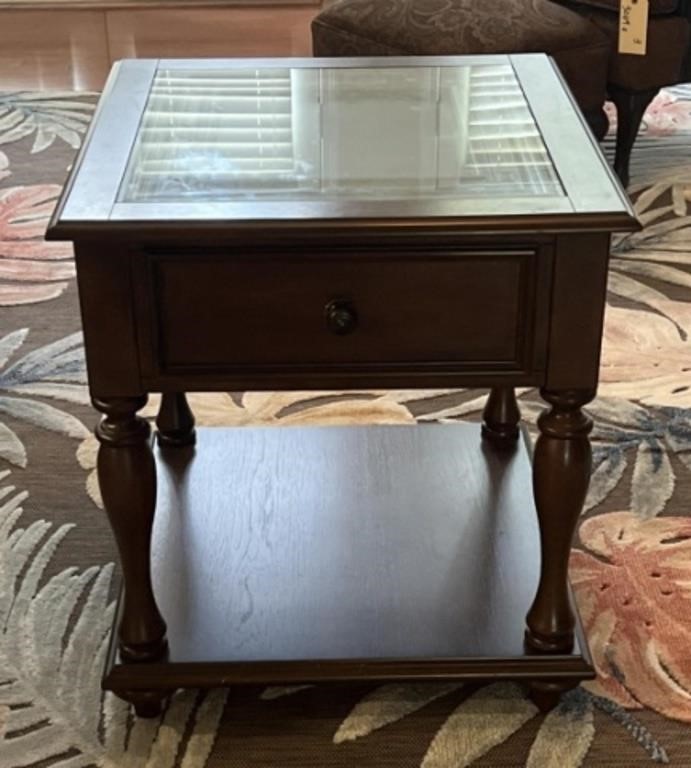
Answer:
[1,86,691,767]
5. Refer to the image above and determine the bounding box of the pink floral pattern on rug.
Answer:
[605,87,691,136]
[0,185,74,306]
[643,90,691,136]
[599,301,691,407]
[571,512,691,722]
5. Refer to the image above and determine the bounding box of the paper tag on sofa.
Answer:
[619,0,649,55]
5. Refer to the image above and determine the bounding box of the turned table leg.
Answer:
[526,388,593,654]
[529,680,573,712]
[118,688,175,718]
[94,395,167,663]
[156,392,196,447]
[482,386,520,447]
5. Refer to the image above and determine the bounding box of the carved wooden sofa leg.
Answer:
[609,85,659,188]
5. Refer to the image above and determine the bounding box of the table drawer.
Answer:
[142,249,549,376]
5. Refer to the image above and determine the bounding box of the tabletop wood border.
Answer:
[48,53,638,240]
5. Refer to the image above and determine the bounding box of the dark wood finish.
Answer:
[156,392,196,447]
[482,387,520,447]
[48,56,639,714]
[74,246,142,397]
[143,369,544,393]
[609,85,659,188]
[94,396,167,662]
[49,212,639,242]
[126,237,555,393]
[529,680,577,712]
[545,233,612,392]
[103,425,593,695]
[148,249,542,376]
[120,688,171,719]
[526,389,594,654]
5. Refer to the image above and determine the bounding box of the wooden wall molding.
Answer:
[0,0,320,9]
[0,2,321,90]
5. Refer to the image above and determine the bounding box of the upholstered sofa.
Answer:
[560,0,690,183]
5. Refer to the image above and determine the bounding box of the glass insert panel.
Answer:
[119,64,564,203]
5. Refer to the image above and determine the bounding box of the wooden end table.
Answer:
[48,54,638,717]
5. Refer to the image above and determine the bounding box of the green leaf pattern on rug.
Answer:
[333,683,460,744]
[0,329,88,467]
[420,684,537,768]
[0,469,227,767]
[631,440,675,518]
[582,397,691,518]
[525,689,595,768]
[266,682,597,767]
[0,92,95,153]
[604,181,691,408]
[585,448,628,513]
[263,681,671,766]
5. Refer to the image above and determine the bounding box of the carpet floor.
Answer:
[1,85,691,767]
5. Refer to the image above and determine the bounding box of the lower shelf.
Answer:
[104,422,593,691]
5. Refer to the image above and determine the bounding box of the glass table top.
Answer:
[119,63,565,205]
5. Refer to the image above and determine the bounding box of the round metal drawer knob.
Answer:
[325,299,358,335]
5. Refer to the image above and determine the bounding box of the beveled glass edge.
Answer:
[101,55,570,222]
[110,196,574,222]
[57,59,159,224]
[511,55,636,220]
[156,54,514,70]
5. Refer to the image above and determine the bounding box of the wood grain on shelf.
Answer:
[102,424,591,691]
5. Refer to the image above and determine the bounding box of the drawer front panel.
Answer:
[144,250,548,375]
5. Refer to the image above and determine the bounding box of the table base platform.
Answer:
[103,422,593,705]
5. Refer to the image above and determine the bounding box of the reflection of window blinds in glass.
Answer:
[122,65,565,204]
[463,66,562,197]
[124,70,295,201]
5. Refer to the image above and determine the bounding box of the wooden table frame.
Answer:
[48,54,639,717]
